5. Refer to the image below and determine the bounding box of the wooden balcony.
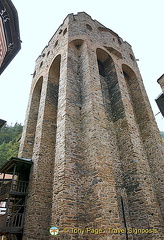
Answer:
[0,213,24,233]
[0,180,29,201]
[0,198,26,234]
[0,157,33,237]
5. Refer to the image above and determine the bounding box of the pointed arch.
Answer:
[48,54,61,84]
[122,64,148,123]
[28,76,43,155]
[31,76,43,122]
[19,76,43,158]
[46,54,61,123]
[96,48,125,122]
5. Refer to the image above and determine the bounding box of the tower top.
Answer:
[34,11,134,80]
[63,11,121,38]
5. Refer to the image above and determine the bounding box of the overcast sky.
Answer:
[0,0,163,131]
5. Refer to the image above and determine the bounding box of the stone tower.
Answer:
[18,12,164,240]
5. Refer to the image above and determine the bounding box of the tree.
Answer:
[160,131,164,139]
[0,123,23,168]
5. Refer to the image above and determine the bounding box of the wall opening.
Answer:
[86,24,92,31]
[54,40,58,48]
[63,28,67,36]
[40,61,43,68]
[59,29,62,34]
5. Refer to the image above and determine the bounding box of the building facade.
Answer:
[0,0,21,75]
[156,74,164,117]
[18,12,164,240]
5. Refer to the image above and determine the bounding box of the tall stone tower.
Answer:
[18,12,164,240]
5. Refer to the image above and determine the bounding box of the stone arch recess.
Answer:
[122,64,164,219]
[18,76,43,159]
[46,54,61,135]
[96,48,130,231]
[96,48,125,122]
[122,64,149,125]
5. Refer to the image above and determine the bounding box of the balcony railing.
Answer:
[0,213,24,233]
[12,180,28,193]
[6,212,24,228]
[0,180,29,198]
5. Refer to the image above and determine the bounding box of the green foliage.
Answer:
[0,123,23,168]
[160,131,164,140]
[0,122,23,145]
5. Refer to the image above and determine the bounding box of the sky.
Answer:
[0,0,163,131]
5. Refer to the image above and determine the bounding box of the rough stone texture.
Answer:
[18,12,164,240]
